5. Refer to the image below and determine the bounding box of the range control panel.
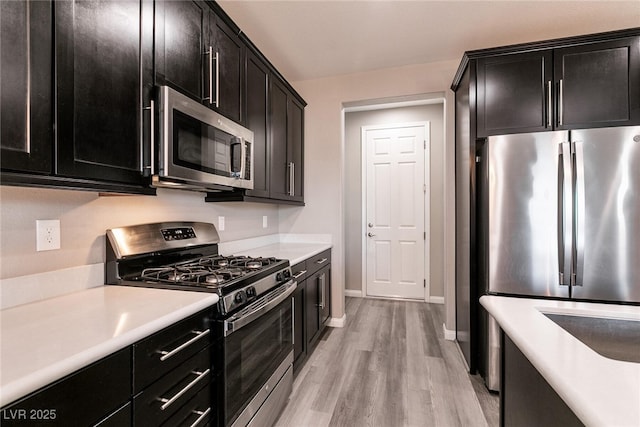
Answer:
[161,227,197,241]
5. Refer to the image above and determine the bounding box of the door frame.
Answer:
[360,121,431,301]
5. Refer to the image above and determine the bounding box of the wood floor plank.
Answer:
[276,298,499,427]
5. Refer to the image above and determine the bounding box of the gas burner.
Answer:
[245,260,263,270]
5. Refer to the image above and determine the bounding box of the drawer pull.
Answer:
[158,329,210,362]
[159,369,210,411]
[190,407,211,427]
[292,270,307,279]
[315,258,328,265]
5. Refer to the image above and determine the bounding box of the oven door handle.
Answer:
[223,280,297,337]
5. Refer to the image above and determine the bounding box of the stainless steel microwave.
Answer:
[152,85,254,192]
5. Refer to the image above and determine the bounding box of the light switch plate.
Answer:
[263,216,268,228]
[218,216,225,231]
[36,220,61,251]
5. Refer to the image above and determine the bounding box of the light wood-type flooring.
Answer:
[275,297,499,427]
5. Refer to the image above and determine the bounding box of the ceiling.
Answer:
[217,0,640,82]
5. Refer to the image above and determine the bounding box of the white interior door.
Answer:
[364,122,428,300]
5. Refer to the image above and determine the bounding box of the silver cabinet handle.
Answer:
[292,270,307,279]
[158,329,210,361]
[143,100,155,174]
[190,407,211,427]
[367,232,376,237]
[291,296,295,346]
[558,79,564,126]
[315,258,328,265]
[318,273,326,309]
[288,162,295,196]
[214,51,219,107]
[546,81,552,128]
[159,368,210,411]
[204,46,213,104]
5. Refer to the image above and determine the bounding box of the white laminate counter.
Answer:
[0,286,218,407]
[480,295,640,427]
[232,242,332,266]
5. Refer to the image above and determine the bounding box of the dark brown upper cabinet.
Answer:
[0,1,52,175]
[269,77,304,204]
[554,37,640,130]
[477,51,553,136]
[155,1,243,123]
[55,0,152,187]
[474,33,640,137]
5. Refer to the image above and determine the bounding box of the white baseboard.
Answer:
[428,296,444,304]
[443,323,456,341]
[344,289,363,298]
[327,314,346,328]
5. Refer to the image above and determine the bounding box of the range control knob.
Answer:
[283,269,291,279]
[234,291,246,304]
[276,272,283,282]
[246,286,256,299]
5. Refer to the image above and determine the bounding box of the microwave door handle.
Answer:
[240,139,247,180]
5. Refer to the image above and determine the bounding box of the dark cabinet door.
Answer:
[0,0,52,174]
[287,97,304,203]
[55,0,150,186]
[293,279,306,367]
[155,0,209,103]
[244,49,269,198]
[305,269,321,347]
[476,51,553,136]
[554,37,640,129]
[211,15,243,123]
[269,78,289,200]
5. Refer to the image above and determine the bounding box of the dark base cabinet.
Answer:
[0,348,132,427]
[292,249,332,373]
[501,332,583,427]
[0,307,215,427]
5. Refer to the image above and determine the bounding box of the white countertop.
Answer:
[480,295,640,427]
[233,242,331,266]
[0,286,218,407]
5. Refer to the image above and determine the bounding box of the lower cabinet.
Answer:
[0,307,215,427]
[502,332,583,427]
[0,348,132,426]
[292,249,332,373]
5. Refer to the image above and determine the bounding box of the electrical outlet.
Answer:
[36,220,61,251]
[262,216,268,228]
[218,216,225,231]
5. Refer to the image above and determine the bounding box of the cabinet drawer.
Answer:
[134,347,211,426]
[161,384,212,427]
[307,249,331,275]
[291,260,307,283]
[0,348,131,426]
[134,308,213,392]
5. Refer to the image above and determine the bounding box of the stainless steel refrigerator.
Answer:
[481,126,640,391]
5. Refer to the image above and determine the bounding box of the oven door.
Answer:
[220,281,295,426]
[156,85,254,190]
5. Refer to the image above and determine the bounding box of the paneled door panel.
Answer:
[365,123,428,300]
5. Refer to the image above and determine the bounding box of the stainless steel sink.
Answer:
[544,313,640,363]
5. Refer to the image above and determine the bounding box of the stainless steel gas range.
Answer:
[106,221,295,427]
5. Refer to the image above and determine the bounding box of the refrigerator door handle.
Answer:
[559,141,574,286]
[573,140,585,287]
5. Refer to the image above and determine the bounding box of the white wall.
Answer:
[281,59,459,327]
[0,186,279,279]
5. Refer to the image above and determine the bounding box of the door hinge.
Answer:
[424,140,427,149]
[424,279,426,288]
[424,231,426,240]
[423,184,427,193]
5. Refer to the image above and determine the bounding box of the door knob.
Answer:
[368,223,373,228]
[367,232,376,237]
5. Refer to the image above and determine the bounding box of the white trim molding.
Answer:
[344,289,363,298]
[428,296,445,305]
[443,323,456,341]
[327,314,347,328]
